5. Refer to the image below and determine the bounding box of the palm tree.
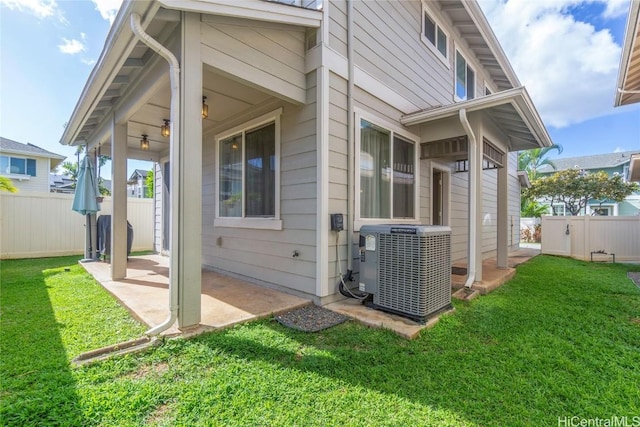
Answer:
[518,144,563,181]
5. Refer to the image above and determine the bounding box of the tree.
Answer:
[518,144,563,181]
[526,169,639,216]
[0,176,17,193]
[59,151,110,195]
[145,168,154,198]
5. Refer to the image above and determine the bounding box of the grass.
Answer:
[1,255,639,426]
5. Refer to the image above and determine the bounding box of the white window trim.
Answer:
[420,2,450,68]
[214,107,283,230]
[429,160,452,226]
[588,203,616,216]
[0,154,36,178]
[354,107,420,231]
[454,45,476,102]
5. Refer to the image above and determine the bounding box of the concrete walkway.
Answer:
[81,255,310,336]
[82,247,539,339]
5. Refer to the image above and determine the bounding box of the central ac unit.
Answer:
[358,225,452,322]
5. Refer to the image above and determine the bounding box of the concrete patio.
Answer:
[81,255,311,336]
[81,247,539,339]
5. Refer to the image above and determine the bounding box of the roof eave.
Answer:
[615,0,640,107]
[463,1,521,89]
[400,87,552,149]
[59,0,158,147]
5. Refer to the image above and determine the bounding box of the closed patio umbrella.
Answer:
[72,155,100,260]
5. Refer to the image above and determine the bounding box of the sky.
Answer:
[0,0,639,179]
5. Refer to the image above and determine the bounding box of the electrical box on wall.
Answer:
[330,213,344,231]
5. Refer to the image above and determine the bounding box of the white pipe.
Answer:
[346,0,355,272]
[459,108,476,289]
[130,13,180,336]
[617,88,640,94]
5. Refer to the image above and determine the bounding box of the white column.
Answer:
[175,12,202,328]
[471,117,483,282]
[497,155,508,268]
[89,150,98,260]
[111,119,128,280]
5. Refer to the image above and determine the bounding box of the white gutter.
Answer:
[130,12,180,336]
[459,108,476,289]
[346,0,355,272]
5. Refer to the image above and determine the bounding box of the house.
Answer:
[59,0,551,332]
[49,173,76,193]
[537,151,640,216]
[0,137,66,193]
[128,169,150,198]
[615,0,640,182]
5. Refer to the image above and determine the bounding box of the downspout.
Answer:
[346,0,355,274]
[459,108,476,289]
[130,13,180,336]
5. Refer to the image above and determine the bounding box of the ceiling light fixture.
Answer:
[140,134,150,151]
[161,119,170,137]
[202,96,209,119]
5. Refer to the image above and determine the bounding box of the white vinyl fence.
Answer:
[0,192,154,259]
[541,215,640,262]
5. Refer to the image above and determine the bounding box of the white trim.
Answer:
[213,217,283,230]
[159,0,322,28]
[0,173,31,181]
[420,2,450,68]
[354,107,420,226]
[454,45,476,102]
[316,65,329,297]
[215,108,283,224]
[429,160,452,226]
[305,45,420,114]
[483,80,495,96]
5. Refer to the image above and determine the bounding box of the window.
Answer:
[359,118,416,220]
[219,122,276,218]
[455,50,475,101]
[421,4,448,64]
[0,155,36,176]
[216,108,282,229]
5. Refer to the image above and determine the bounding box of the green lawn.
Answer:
[1,255,639,426]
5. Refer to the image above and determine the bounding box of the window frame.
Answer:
[420,2,450,68]
[0,155,36,179]
[354,108,420,230]
[454,46,476,101]
[214,108,283,230]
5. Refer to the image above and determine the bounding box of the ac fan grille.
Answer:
[375,232,451,317]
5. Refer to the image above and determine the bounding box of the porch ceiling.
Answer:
[615,0,640,106]
[439,0,519,91]
[401,87,553,152]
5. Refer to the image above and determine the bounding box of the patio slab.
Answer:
[81,255,310,336]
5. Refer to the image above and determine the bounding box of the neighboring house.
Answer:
[128,169,149,198]
[59,0,552,330]
[615,0,640,182]
[50,173,76,194]
[0,137,66,193]
[537,151,640,216]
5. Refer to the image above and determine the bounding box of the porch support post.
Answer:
[88,149,98,260]
[497,156,509,268]
[470,116,483,282]
[175,11,202,329]
[111,119,128,280]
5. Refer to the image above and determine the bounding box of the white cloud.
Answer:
[602,0,630,18]
[58,37,86,55]
[613,146,624,152]
[92,0,122,25]
[479,0,624,128]
[0,0,66,22]
[81,58,97,66]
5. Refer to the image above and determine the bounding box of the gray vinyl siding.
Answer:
[450,170,469,262]
[201,74,317,296]
[329,0,455,109]
[200,16,307,104]
[328,71,349,291]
